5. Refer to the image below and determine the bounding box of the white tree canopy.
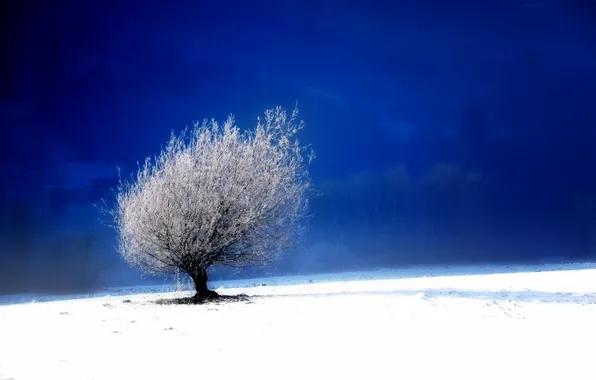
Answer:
[110,106,313,280]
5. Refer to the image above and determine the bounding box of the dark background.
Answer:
[1,0,595,294]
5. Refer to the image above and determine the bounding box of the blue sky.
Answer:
[1,0,596,293]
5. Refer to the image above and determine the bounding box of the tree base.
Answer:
[155,291,250,305]
[191,289,220,303]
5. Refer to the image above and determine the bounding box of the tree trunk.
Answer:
[190,268,218,300]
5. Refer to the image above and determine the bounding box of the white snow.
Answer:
[1,262,596,380]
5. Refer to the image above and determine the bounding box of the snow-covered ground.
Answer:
[1,262,596,380]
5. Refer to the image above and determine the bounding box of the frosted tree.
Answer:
[108,106,313,301]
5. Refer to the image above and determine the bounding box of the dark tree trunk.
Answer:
[190,268,219,301]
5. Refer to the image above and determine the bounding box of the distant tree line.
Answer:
[0,174,114,295]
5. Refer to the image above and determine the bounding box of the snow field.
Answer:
[1,263,596,380]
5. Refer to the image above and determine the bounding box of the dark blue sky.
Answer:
[1,0,596,294]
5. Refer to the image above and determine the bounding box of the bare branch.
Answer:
[106,106,313,290]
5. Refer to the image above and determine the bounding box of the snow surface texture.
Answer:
[1,263,596,380]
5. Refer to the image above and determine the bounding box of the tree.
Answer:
[107,106,313,301]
